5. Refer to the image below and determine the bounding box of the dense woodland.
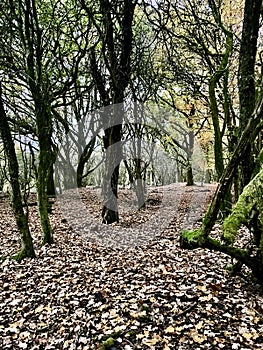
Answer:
[0,0,263,348]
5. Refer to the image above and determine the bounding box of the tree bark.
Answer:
[77,138,96,188]
[222,167,263,249]
[85,0,137,223]
[186,128,194,186]
[238,0,262,188]
[22,0,54,245]
[36,110,54,245]
[186,163,194,186]
[181,166,263,282]
[46,164,56,196]
[102,120,123,224]
[203,95,263,236]
[208,30,233,181]
[0,84,35,260]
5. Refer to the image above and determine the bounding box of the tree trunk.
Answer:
[36,104,54,245]
[0,84,35,260]
[207,5,233,181]
[181,166,263,282]
[102,122,123,224]
[186,163,194,186]
[134,158,146,209]
[203,96,263,236]
[37,137,53,245]
[77,138,96,188]
[46,164,55,196]
[238,0,262,188]
[85,0,136,224]
[186,126,194,186]
[222,168,263,249]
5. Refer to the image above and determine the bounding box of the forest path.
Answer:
[0,184,262,349]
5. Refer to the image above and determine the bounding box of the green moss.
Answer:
[202,205,211,228]
[127,330,136,338]
[102,337,115,349]
[180,229,205,249]
[11,248,35,262]
[101,332,121,341]
[222,168,263,245]
[140,304,150,312]
[224,264,234,272]
[138,314,151,323]
[222,205,246,244]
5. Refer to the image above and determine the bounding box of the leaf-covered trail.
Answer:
[0,185,262,349]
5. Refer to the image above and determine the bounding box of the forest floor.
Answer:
[0,183,262,350]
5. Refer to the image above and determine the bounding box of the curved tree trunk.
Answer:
[77,138,96,188]
[181,165,263,282]
[202,96,263,236]
[208,1,233,181]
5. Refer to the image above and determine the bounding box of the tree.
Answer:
[0,83,35,260]
[179,0,263,281]
[180,91,263,281]
[145,0,239,185]
[1,0,89,244]
[237,0,262,189]
[81,0,137,223]
[122,103,156,209]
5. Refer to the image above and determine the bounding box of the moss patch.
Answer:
[222,168,263,247]
[180,229,205,249]
[101,337,115,349]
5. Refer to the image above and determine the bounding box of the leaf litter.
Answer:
[0,184,262,349]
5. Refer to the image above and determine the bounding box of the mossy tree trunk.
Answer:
[238,0,262,189]
[180,95,263,281]
[0,83,35,260]
[207,1,233,181]
[202,96,263,237]
[22,0,54,245]
[181,166,263,282]
[222,168,263,251]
